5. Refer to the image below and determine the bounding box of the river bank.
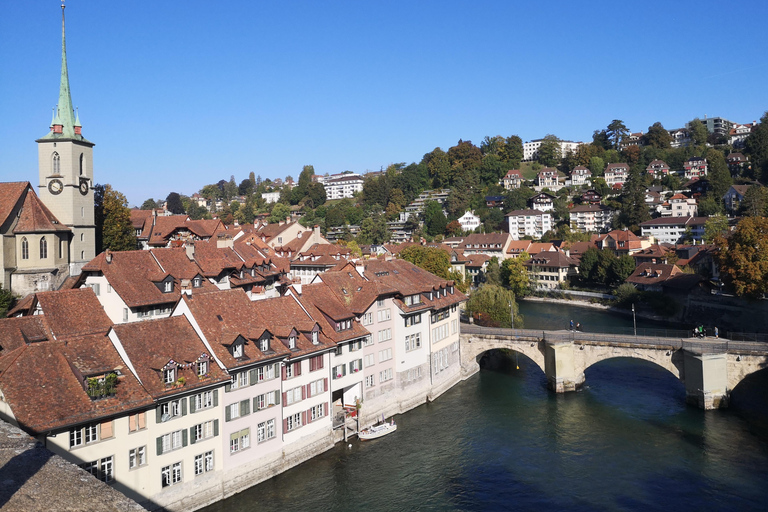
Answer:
[519,295,677,325]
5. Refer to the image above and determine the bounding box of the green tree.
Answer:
[268,202,291,223]
[140,198,158,210]
[706,149,732,206]
[501,135,524,167]
[537,134,562,167]
[610,255,636,285]
[617,167,650,229]
[739,186,768,217]
[592,129,611,150]
[500,252,530,297]
[465,284,519,328]
[101,184,137,252]
[357,216,389,245]
[588,156,605,176]
[642,122,672,149]
[238,179,254,196]
[166,192,185,214]
[606,120,629,150]
[424,200,447,236]
[704,215,729,243]
[424,147,451,188]
[0,288,16,317]
[688,119,709,147]
[697,195,723,217]
[483,257,502,286]
[745,111,768,183]
[715,216,768,299]
[400,245,451,279]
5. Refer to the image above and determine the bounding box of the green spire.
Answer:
[56,2,76,137]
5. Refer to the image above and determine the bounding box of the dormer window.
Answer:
[193,276,203,288]
[259,336,270,352]
[164,367,176,384]
[288,335,297,349]
[231,342,243,358]
[164,281,173,293]
[312,331,319,345]
[197,360,208,377]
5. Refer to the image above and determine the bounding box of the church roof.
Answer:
[12,185,70,234]
[0,182,29,227]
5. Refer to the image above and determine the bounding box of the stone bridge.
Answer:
[460,324,768,410]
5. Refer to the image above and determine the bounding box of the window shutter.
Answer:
[282,392,287,404]
[225,383,232,393]
[301,411,307,426]
[190,427,197,445]
[182,429,188,447]
[249,368,258,385]
[100,420,113,439]
[301,386,306,400]
[319,357,324,369]
[213,390,218,407]
[213,420,219,437]
[253,397,259,412]
[240,400,248,417]
[245,400,251,415]
[281,365,287,380]
[274,363,280,376]
[138,412,146,430]
[283,418,288,432]
[156,437,163,456]
[156,406,162,424]
[275,390,281,405]
[296,362,302,376]
[181,398,188,416]
[306,408,312,424]
[324,378,328,391]
[225,405,232,422]
[190,397,197,414]
[309,358,315,372]
[129,414,137,432]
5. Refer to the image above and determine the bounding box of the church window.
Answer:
[52,153,60,174]
[40,237,48,259]
[79,154,85,176]
[21,238,29,260]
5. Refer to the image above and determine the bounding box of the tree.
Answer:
[592,130,611,150]
[166,192,185,214]
[399,245,451,279]
[610,255,636,285]
[606,120,629,150]
[100,184,137,252]
[688,119,709,147]
[715,217,768,299]
[0,288,16,317]
[483,257,502,286]
[500,252,530,297]
[643,122,672,149]
[140,198,159,210]
[268,202,291,223]
[446,220,463,236]
[697,195,722,217]
[424,147,451,188]
[704,215,729,243]
[501,135,524,167]
[424,200,447,236]
[588,156,605,176]
[745,111,768,183]
[617,167,650,229]
[537,134,562,167]
[740,186,768,217]
[465,284,518,328]
[357,216,389,245]
[238,179,254,196]
[706,149,732,204]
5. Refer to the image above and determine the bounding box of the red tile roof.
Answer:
[0,182,29,227]
[33,288,113,338]
[13,188,70,234]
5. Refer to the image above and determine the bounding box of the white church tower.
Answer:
[36,1,95,276]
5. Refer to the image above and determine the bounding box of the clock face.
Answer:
[79,180,89,195]
[48,179,63,195]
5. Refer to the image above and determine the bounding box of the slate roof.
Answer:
[111,316,229,399]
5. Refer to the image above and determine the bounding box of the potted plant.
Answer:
[176,376,186,387]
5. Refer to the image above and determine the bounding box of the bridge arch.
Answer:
[461,334,546,376]
[726,353,768,392]
[576,346,684,383]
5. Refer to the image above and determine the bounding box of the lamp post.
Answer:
[632,303,637,337]
[508,301,514,330]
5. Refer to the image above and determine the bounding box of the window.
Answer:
[285,413,302,432]
[333,364,347,379]
[257,363,279,382]
[285,386,303,405]
[81,456,114,483]
[364,354,375,367]
[378,348,392,362]
[198,360,208,377]
[257,419,276,443]
[432,324,449,342]
[377,328,392,343]
[309,403,326,422]
[164,367,176,385]
[194,451,214,476]
[230,370,250,390]
[405,314,422,327]
[309,355,324,371]
[255,390,280,410]
[377,309,391,322]
[79,153,84,175]
[431,309,449,323]
[284,362,300,379]
[21,237,28,260]
[288,335,297,349]
[39,237,48,259]
[128,412,146,432]
[161,462,182,487]
[365,375,375,388]
[379,368,393,383]
[312,331,319,344]
[349,359,363,373]
[259,336,270,352]
[363,335,374,347]
[349,340,362,352]
[377,299,385,308]
[160,430,184,454]
[193,276,203,288]
[362,312,373,325]
[405,333,422,352]
[163,280,173,293]
[230,428,250,453]
[194,391,214,411]
[160,399,183,421]
[129,446,146,469]
[231,342,243,358]
[52,152,61,173]
[192,420,216,442]
[309,378,326,397]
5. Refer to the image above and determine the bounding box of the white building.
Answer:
[457,211,481,232]
[323,174,364,200]
[523,139,581,161]
[569,204,613,233]
[261,191,281,204]
[639,216,707,244]
[506,209,552,240]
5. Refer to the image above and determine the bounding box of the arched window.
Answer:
[79,153,84,176]
[52,152,60,174]
[40,237,48,259]
[21,238,29,260]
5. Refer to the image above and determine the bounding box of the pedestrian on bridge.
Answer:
[570,319,574,331]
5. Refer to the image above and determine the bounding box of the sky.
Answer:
[1,1,767,207]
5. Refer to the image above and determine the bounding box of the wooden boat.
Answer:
[359,418,397,440]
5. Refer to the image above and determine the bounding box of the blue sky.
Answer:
[2,1,767,206]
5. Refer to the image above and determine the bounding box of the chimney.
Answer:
[185,242,195,261]
[105,249,112,263]
[217,234,234,249]
[181,279,192,295]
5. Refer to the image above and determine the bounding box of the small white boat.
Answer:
[358,418,397,440]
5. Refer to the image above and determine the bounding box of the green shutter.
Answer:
[190,396,197,414]
[225,383,232,393]
[156,437,163,456]
[253,396,259,412]
[213,390,218,407]
[181,398,188,416]
[275,390,281,405]
[190,427,196,445]
[156,406,162,424]
[249,369,258,385]
[225,405,231,422]
[241,400,250,416]
[182,429,188,447]
[213,420,219,437]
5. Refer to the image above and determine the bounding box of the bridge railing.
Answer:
[727,332,768,343]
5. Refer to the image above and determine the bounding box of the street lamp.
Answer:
[508,301,514,330]
[632,303,637,337]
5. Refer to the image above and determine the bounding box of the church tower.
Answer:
[36,1,95,276]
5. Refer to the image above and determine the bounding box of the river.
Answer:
[201,300,768,512]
